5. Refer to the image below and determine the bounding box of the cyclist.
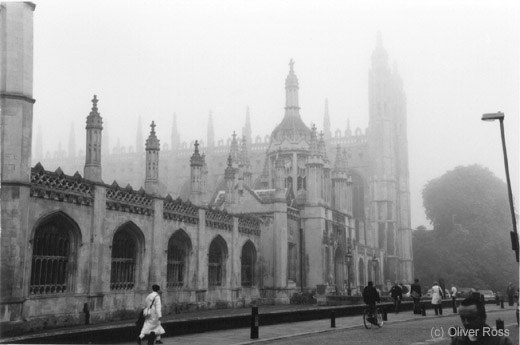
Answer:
[363,281,381,323]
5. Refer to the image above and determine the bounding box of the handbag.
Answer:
[411,290,420,298]
[142,295,157,318]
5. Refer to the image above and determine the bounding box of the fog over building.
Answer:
[2,0,428,333]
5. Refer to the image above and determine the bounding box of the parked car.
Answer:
[456,287,476,298]
[477,290,495,302]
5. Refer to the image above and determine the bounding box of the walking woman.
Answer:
[138,284,165,345]
[431,282,444,315]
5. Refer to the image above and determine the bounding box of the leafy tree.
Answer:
[414,165,518,294]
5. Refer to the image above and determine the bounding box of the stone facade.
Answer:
[0,3,413,333]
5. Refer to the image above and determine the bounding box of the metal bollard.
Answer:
[452,297,457,313]
[331,310,336,328]
[496,318,504,331]
[421,303,426,316]
[382,306,387,321]
[83,303,90,325]
[251,306,259,339]
[501,300,504,309]
[495,295,500,306]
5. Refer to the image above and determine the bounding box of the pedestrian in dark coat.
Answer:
[390,281,403,314]
[411,278,422,314]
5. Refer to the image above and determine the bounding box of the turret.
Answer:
[84,95,103,182]
[239,136,253,187]
[274,155,286,201]
[323,99,331,142]
[331,145,348,213]
[306,125,323,204]
[242,106,252,147]
[189,140,204,205]
[144,121,160,195]
[171,113,180,153]
[224,155,235,204]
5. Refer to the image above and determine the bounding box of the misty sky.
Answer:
[31,0,519,229]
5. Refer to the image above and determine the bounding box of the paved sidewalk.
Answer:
[119,304,513,345]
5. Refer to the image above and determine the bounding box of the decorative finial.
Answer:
[150,121,156,134]
[289,59,295,72]
[194,140,199,153]
[92,95,98,110]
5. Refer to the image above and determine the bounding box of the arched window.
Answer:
[30,213,80,295]
[167,230,191,288]
[110,226,138,290]
[241,241,256,287]
[208,237,227,287]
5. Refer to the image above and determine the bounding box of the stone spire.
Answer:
[323,98,331,141]
[136,116,143,153]
[318,131,328,161]
[224,155,236,204]
[240,136,252,187]
[171,113,180,152]
[242,106,252,147]
[309,124,318,154]
[207,110,215,148]
[229,131,239,165]
[84,95,103,182]
[284,58,300,118]
[144,121,160,195]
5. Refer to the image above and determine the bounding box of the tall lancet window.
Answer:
[167,230,191,288]
[208,236,227,287]
[30,213,79,295]
[241,241,256,287]
[110,227,137,290]
[297,166,306,191]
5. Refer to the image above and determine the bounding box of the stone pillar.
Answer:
[84,95,103,182]
[189,141,203,205]
[144,121,160,195]
[0,2,36,311]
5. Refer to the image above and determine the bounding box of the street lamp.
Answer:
[345,241,352,296]
[481,111,519,262]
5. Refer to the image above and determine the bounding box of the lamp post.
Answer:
[481,111,519,262]
[345,241,352,296]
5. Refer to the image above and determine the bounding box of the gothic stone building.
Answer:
[0,2,413,333]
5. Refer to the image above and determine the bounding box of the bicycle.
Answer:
[363,306,384,329]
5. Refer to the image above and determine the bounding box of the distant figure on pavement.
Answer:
[411,278,422,314]
[506,282,515,306]
[390,281,403,314]
[138,284,165,345]
[431,282,444,315]
[451,296,513,345]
